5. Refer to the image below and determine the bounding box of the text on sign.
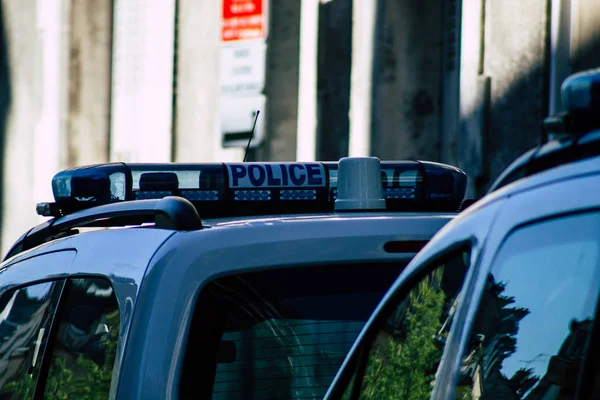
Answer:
[227,163,326,188]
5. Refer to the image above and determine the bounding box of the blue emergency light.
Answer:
[38,160,467,218]
[561,68,600,113]
[544,68,600,134]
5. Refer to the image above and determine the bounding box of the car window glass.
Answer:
[0,280,64,399]
[456,212,600,399]
[179,262,408,400]
[41,277,121,399]
[341,248,471,400]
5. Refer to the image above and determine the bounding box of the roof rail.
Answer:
[458,198,479,212]
[487,131,600,194]
[486,146,541,194]
[3,196,201,261]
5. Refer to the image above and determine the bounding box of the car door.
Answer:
[0,251,75,398]
[323,199,504,400]
[438,171,600,400]
[0,251,122,399]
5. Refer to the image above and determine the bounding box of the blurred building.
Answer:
[525,319,591,399]
[1,0,600,256]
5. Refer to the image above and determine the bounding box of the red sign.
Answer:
[222,0,265,42]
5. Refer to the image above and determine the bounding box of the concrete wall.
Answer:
[571,0,600,73]
[316,0,352,161]
[1,0,112,256]
[66,0,112,166]
[110,0,175,163]
[176,0,299,163]
[0,4,9,251]
[174,0,227,162]
[1,0,599,257]
[458,0,490,197]
[371,0,444,162]
[363,0,599,197]
[440,0,461,166]
[484,0,550,189]
[251,0,301,162]
[459,0,551,196]
[1,0,70,256]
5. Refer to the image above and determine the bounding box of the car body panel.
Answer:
[115,213,454,399]
[324,154,600,400]
[323,198,505,399]
[0,210,455,399]
[0,228,176,399]
[0,250,77,292]
[434,167,600,399]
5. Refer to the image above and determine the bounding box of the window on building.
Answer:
[456,212,600,399]
[41,277,121,399]
[179,262,408,400]
[338,248,471,400]
[0,281,64,399]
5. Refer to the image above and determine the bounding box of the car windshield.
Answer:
[179,262,407,400]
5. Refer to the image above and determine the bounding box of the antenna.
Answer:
[243,110,260,162]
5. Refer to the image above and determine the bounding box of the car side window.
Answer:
[40,277,121,399]
[0,280,64,399]
[341,248,471,400]
[456,212,600,399]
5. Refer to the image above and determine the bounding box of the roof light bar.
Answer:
[334,157,386,212]
[39,160,467,218]
[561,68,600,114]
[545,68,600,134]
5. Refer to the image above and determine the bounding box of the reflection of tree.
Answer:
[42,309,120,400]
[507,368,539,397]
[3,309,119,399]
[456,278,538,400]
[360,268,447,400]
[3,371,35,399]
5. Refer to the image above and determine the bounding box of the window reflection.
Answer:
[351,249,470,400]
[457,213,600,400]
[180,263,407,400]
[0,281,62,399]
[43,277,120,399]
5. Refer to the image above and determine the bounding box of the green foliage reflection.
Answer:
[43,310,120,400]
[360,268,446,400]
[4,372,35,399]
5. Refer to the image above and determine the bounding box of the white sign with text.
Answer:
[220,40,266,96]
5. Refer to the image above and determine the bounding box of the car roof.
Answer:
[112,212,454,399]
[1,210,456,280]
[487,128,600,193]
[202,211,456,227]
[391,150,600,293]
[324,153,600,400]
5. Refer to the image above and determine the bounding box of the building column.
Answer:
[570,0,600,73]
[368,0,444,162]
[110,0,176,163]
[66,0,112,167]
[458,0,490,198]
[1,0,70,255]
[256,0,301,162]
[348,0,377,157]
[295,0,319,162]
[175,0,230,162]
[548,0,572,117]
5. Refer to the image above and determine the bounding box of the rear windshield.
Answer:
[179,262,407,400]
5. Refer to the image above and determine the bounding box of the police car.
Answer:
[0,156,468,399]
[324,69,600,399]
